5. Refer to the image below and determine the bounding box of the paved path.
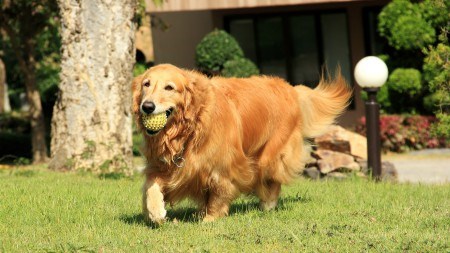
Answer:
[383,149,450,184]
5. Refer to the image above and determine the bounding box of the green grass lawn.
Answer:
[0,167,448,252]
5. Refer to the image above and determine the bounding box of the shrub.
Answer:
[390,16,435,50]
[378,0,420,48]
[422,90,446,112]
[360,84,391,112]
[423,38,450,92]
[423,30,450,140]
[418,0,450,28]
[355,115,449,152]
[221,58,259,78]
[432,113,450,140]
[387,68,422,96]
[195,29,244,74]
[362,68,423,114]
[133,62,147,77]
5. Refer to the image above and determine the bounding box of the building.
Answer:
[144,0,390,127]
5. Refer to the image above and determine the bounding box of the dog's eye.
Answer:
[165,85,174,91]
[143,80,150,87]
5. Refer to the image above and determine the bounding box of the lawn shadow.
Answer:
[119,213,149,227]
[120,193,310,227]
[167,207,199,222]
[119,207,199,228]
[229,200,260,216]
[229,193,311,215]
[278,192,312,209]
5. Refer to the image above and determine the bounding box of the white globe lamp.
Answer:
[354,56,388,88]
[354,56,388,180]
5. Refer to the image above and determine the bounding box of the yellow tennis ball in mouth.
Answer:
[142,112,168,132]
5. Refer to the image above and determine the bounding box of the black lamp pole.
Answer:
[364,87,382,180]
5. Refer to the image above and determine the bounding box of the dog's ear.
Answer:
[180,71,195,119]
[132,74,144,118]
[181,70,210,121]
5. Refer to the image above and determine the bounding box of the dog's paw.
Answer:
[146,203,167,222]
[203,215,216,222]
[143,208,167,226]
[259,200,278,211]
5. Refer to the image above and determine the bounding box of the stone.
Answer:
[304,155,317,165]
[303,166,321,180]
[315,125,367,159]
[325,172,348,180]
[381,161,398,182]
[356,172,367,178]
[315,149,360,174]
[357,160,369,174]
[357,159,398,182]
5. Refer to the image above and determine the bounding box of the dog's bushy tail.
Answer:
[294,71,352,138]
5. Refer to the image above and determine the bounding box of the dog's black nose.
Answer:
[141,101,156,114]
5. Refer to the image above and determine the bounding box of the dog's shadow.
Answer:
[119,194,310,228]
[119,207,199,228]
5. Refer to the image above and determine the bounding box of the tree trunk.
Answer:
[0,58,5,114]
[50,0,135,173]
[24,65,49,163]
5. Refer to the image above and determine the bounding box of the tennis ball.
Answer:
[142,112,168,131]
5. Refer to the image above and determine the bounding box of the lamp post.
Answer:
[354,56,388,180]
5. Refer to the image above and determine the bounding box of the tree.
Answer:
[49,0,136,173]
[0,0,58,163]
[0,57,5,113]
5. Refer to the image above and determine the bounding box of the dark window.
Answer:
[226,11,352,88]
[229,19,257,63]
[363,7,386,55]
[289,15,320,86]
[255,17,288,79]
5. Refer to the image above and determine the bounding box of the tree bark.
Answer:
[50,0,135,173]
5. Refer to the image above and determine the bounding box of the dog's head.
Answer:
[132,64,198,136]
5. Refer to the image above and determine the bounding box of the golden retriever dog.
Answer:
[132,64,351,224]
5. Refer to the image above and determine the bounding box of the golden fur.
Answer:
[132,64,351,223]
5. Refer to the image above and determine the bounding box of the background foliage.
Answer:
[0,0,61,161]
[195,29,259,77]
[221,58,259,78]
[355,115,449,153]
[423,31,450,139]
[372,0,449,142]
[374,0,450,114]
[0,0,60,112]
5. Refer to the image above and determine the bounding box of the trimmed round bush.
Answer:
[221,58,259,78]
[195,29,244,74]
[387,68,422,96]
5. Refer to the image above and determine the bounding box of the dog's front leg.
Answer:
[142,177,166,225]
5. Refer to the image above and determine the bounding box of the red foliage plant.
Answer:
[355,115,449,153]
